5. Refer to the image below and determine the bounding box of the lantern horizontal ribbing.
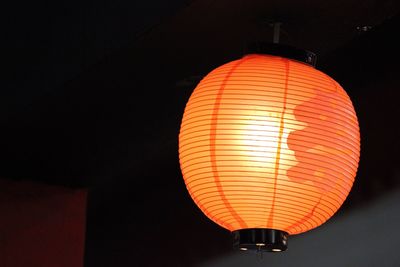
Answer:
[179,54,360,250]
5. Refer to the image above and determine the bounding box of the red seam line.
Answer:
[210,58,250,230]
[268,59,290,228]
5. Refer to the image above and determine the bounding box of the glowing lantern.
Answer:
[179,52,360,251]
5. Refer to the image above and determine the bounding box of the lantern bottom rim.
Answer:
[232,228,288,252]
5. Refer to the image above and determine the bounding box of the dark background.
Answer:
[2,0,400,266]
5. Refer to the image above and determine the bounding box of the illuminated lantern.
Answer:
[179,49,360,252]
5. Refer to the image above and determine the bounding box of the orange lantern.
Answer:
[179,50,360,251]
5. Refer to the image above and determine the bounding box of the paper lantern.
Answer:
[179,53,360,251]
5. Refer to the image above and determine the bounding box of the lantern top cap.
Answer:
[244,42,317,67]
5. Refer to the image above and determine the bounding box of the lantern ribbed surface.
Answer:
[179,54,360,235]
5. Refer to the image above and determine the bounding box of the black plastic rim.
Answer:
[245,42,317,67]
[232,228,288,252]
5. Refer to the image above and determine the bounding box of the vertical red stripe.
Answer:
[267,59,290,229]
[209,57,251,230]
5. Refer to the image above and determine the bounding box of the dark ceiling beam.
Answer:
[320,13,400,88]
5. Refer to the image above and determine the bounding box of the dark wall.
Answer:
[0,179,87,267]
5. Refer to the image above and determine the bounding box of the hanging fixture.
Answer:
[178,27,360,252]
